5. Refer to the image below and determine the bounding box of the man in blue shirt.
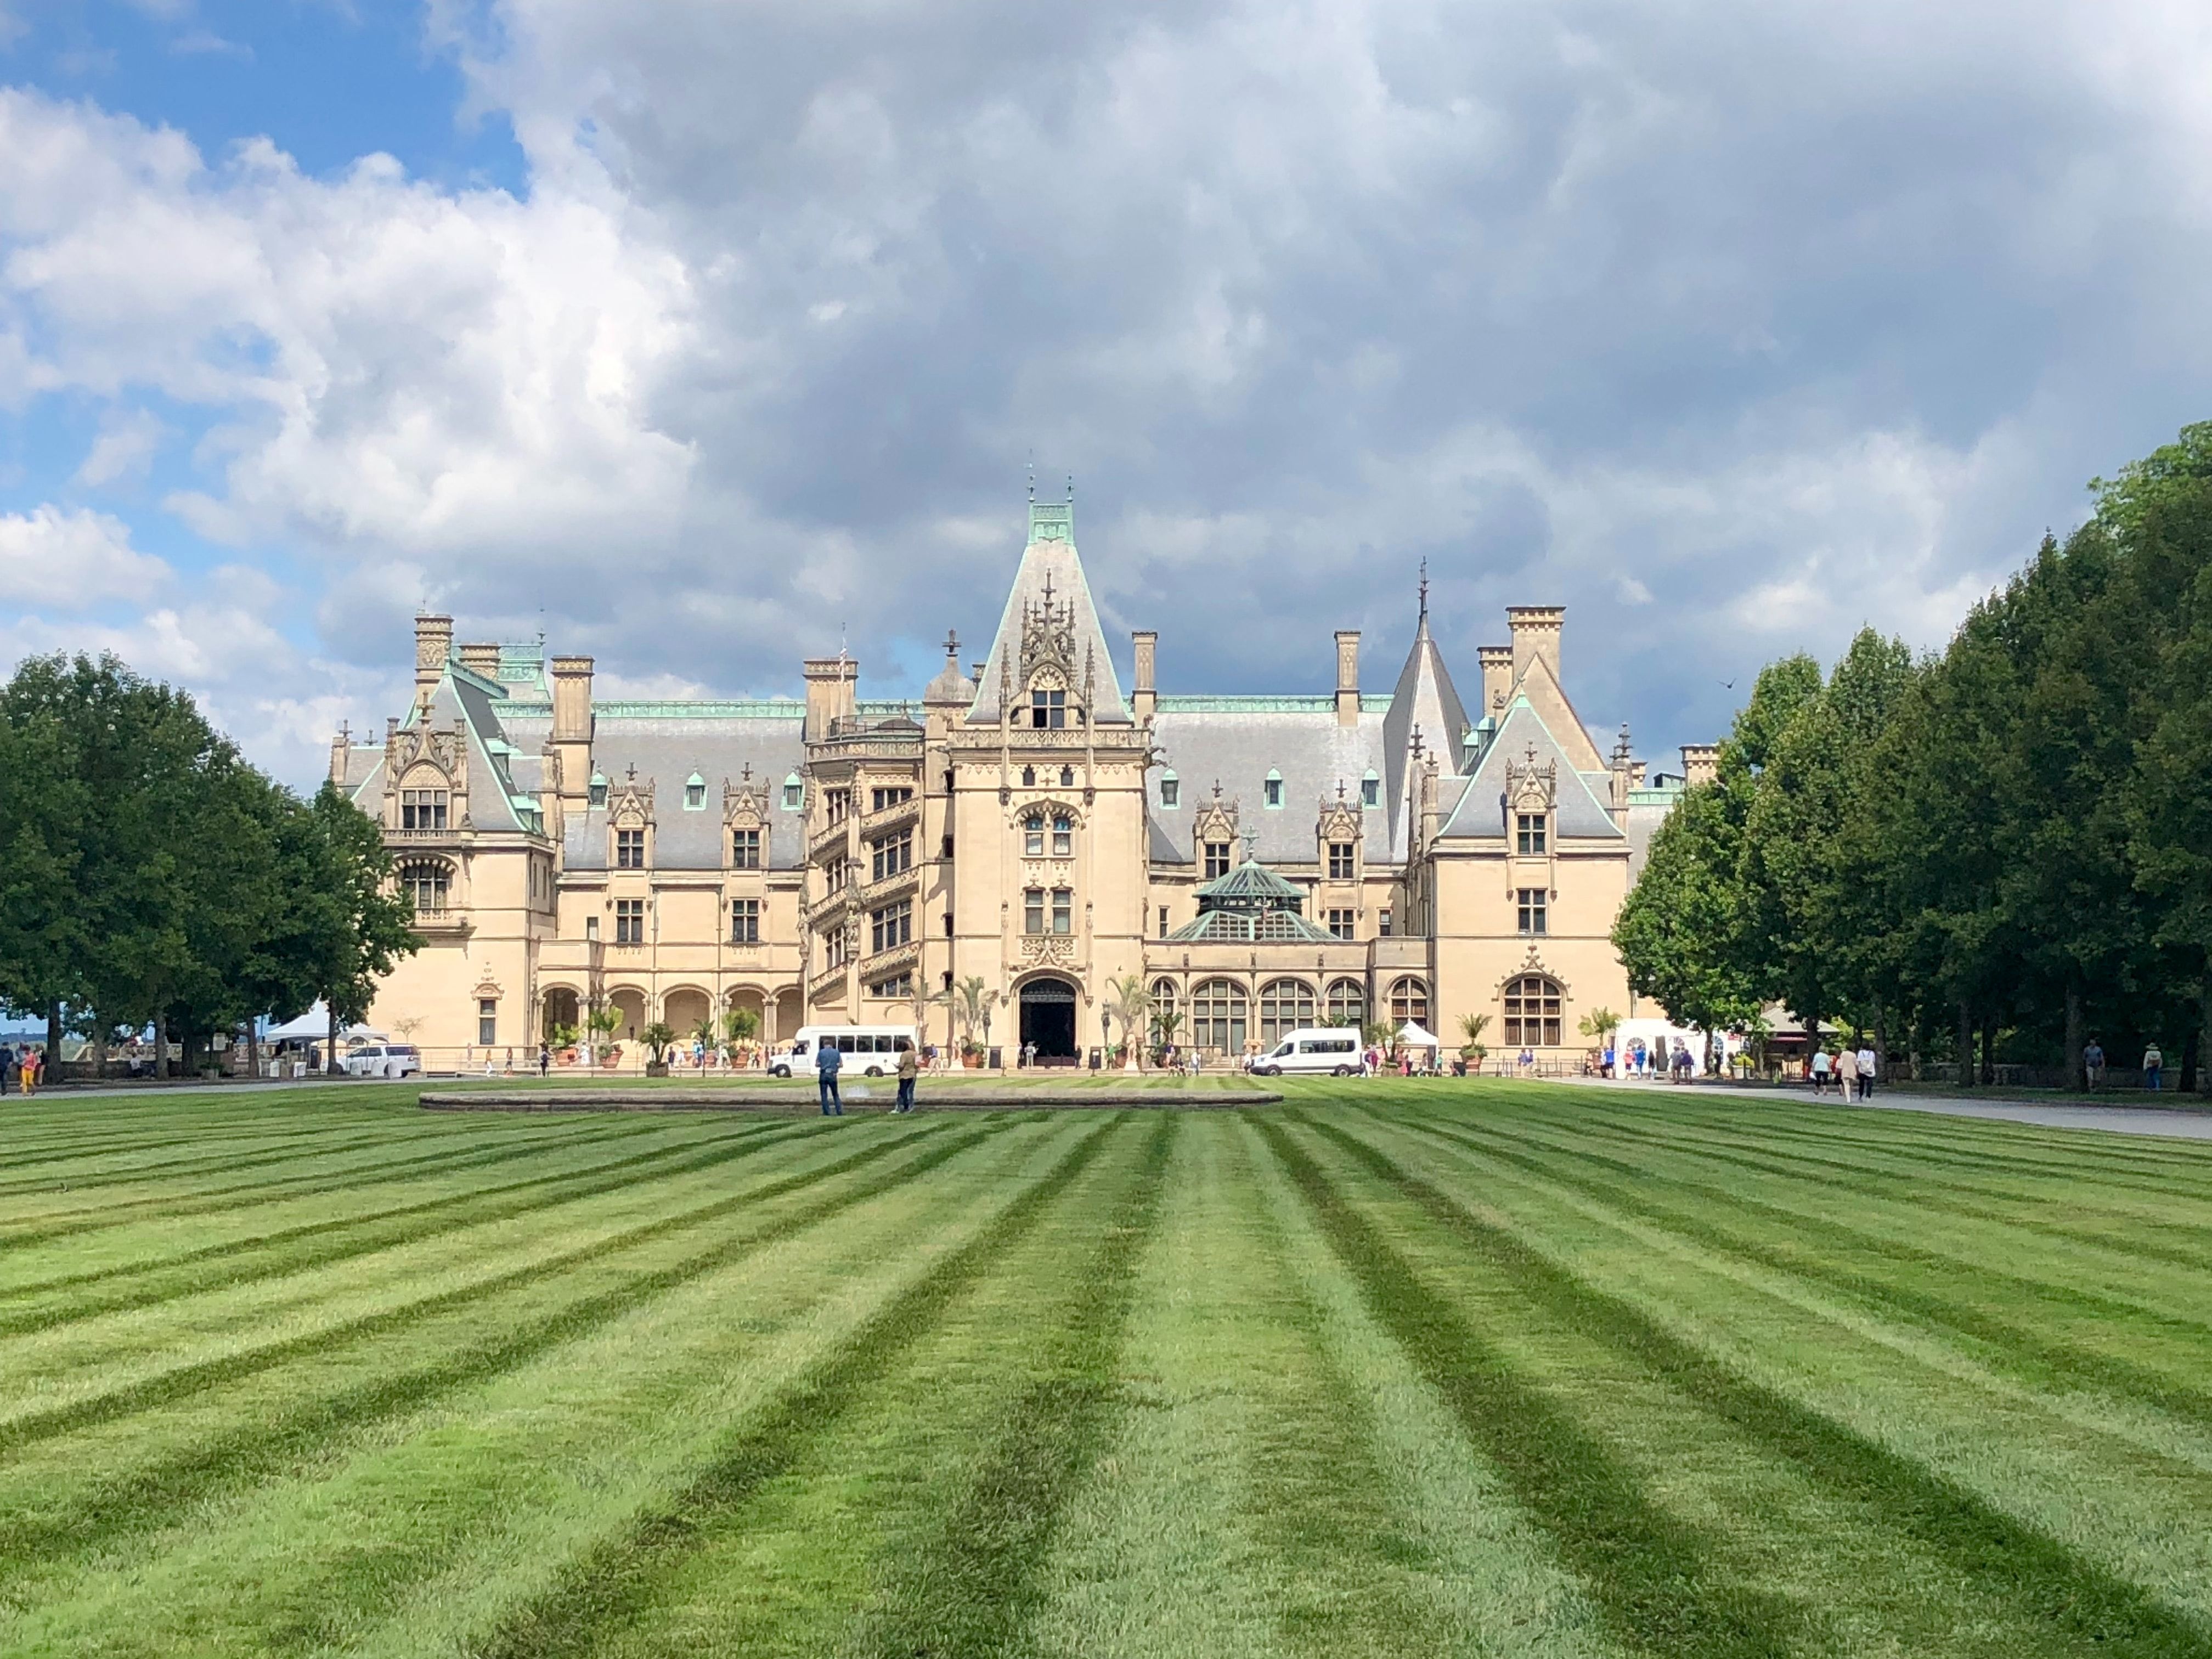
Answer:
[815,1038,843,1115]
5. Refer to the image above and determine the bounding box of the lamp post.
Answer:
[1101,1007,1113,1072]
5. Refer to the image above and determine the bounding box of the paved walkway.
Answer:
[1554,1075,2212,1141]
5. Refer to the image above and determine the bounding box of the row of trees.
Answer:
[1617,423,2212,1091]
[0,654,419,1077]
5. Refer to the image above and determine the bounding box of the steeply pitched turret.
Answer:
[966,493,1130,726]
[1381,565,1470,855]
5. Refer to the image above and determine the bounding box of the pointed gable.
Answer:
[966,495,1131,726]
[1509,647,1606,774]
[1381,591,1471,857]
[1438,695,1624,841]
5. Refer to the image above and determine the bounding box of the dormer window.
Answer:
[781,774,803,810]
[1516,812,1548,855]
[1160,772,1180,808]
[616,828,646,870]
[1361,770,1379,808]
[1030,689,1066,729]
[589,773,608,809]
[684,774,706,810]
[1263,770,1283,809]
[400,788,448,831]
[1204,840,1232,879]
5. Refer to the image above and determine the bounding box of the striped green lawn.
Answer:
[4,1084,2212,1656]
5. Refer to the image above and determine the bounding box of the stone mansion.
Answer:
[335,495,1711,1064]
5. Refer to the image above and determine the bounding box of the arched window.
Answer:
[1326,978,1365,1029]
[589,771,609,809]
[1189,979,1249,1056]
[1024,814,1045,856]
[1051,812,1072,856]
[1159,770,1180,808]
[1263,768,1284,808]
[1059,765,1075,787]
[398,859,451,915]
[1021,765,1036,788]
[1258,979,1317,1046]
[1150,978,1178,1041]
[684,772,706,810]
[1388,977,1429,1027]
[1361,769,1380,808]
[1503,975,1562,1047]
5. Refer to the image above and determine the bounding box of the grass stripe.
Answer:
[467,1113,1132,1659]
[841,1111,1178,1659]
[0,1118,504,1197]
[0,1119,952,1456]
[1308,1114,2212,1657]
[1257,1114,1807,1659]
[0,1120,809,1338]
[0,1117,1008,1587]
[1401,1113,2212,1429]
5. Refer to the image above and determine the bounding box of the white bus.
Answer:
[1250,1028,1363,1077]
[769,1025,919,1078]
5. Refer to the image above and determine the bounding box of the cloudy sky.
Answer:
[3,1,2209,787]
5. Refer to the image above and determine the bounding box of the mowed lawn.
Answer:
[4,1086,2212,1656]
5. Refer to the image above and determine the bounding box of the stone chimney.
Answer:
[803,657,860,743]
[1131,630,1158,722]
[1506,606,1564,687]
[1680,743,1719,788]
[1335,631,1360,727]
[328,723,350,788]
[1609,724,1633,826]
[459,641,501,681]
[414,613,453,702]
[550,655,595,803]
[1477,645,1514,714]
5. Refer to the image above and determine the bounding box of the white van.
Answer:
[770,1025,918,1078]
[1251,1028,1362,1077]
[342,1043,422,1080]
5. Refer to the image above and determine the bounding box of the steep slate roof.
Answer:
[1436,695,1625,842]
[566,715,808,871]
[1381,600,1472,861]
[966,496,1131,725]
[1147,707,1391,865]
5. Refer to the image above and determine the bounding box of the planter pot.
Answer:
[645,1062,670,1077]
[961,1053,982,1069]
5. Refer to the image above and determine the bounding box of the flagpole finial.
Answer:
[1418,558,1429,621]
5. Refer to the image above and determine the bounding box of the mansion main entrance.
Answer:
[1018,976,1079,1062]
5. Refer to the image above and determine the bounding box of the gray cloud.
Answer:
[16,1,2212,780]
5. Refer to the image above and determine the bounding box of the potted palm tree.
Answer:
[1577,1007,1620,1076]
[1103,974,1152,1074]
[690,1017,718,1071]
[1149,1007,1183,1069]
[640,1021,676,1077]
[722,1006,760,1069]
[940,975,996,1068]
[1458,1012,1492,1074]
[585,1003,623,1069]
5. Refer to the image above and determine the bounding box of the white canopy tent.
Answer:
[263,1003,385,1048]
[1396,1022,1441,1050]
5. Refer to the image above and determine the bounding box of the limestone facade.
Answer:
[336,496,1696,1066]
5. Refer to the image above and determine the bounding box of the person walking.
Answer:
[894,1042,918,1113]
[2145,1042,2165,1092]
[1810,1047,1831,1096]
[538,1043,551,1077]
[20,1046,38,1096]
[1833,1045,1859,1102]
[1856,1042,1877,1100]
[2084,1039,2106,1090]
[816,1037,843,1115]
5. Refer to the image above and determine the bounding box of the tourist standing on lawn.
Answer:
[2145,1042,2164,1092]
[816,1039,843,1115]
[894,1043,918,1113]
[20,1047,38,1094]
[2084,1039,2106,1089]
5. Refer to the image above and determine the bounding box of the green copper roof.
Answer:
[1165,907,1336,944]
[1194,859,1305,905]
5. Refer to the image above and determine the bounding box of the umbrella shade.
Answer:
[1396,1022,1441,1048]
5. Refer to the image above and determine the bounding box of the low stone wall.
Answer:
[419,1087,1282,1112]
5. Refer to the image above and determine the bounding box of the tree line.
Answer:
[1616,422,2212,1092]
[0,653,419,1077]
